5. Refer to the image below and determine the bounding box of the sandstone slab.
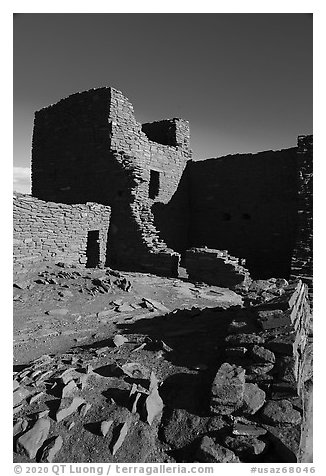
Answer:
[261,399,302,425]
[16,418,50,459]
[251,345,276,363]
[196,436,240,463]
[242,383,266,415]
[40,435,63,462]
[55,397,85,422]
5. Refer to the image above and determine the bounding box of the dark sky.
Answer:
[13,13,312,190]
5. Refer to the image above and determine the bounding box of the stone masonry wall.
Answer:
[31,87,191,276]
[13,193,110,270]
[187,149,299,279]
[290,135,313,300]
[204,279,312,462]
[30,86,312,282]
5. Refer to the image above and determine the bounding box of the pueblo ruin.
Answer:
[13,87,313,464]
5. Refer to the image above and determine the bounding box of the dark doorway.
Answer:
[149,170,160,199]
[86,230,100,268]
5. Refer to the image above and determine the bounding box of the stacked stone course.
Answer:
[13,193,110,269]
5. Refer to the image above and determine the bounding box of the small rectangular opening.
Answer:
[86,230,100,268]
[149,170,160,199]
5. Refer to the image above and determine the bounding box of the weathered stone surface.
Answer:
[263,424,301,462]
[267,333,298,355]
[57,368,78,384]
[29,392,44,405]
[206,416,226,434]
[16,418,51,459]
[249,280,276,293]
[233,422,267,437]
[225,333,265,346]
[257,309,291,330]
[55,397,85,422]
[247,363,274,375]
[260,400,302,425]
[13,418,29,436]
[211,363,245,415]
[40,435,63,462]
[245,373,273,385]
[250,345,275,363]
[13,404,24,415]
[242,383,266,415]
[62,379,77,398]
[224,435,266,457]
[160,408,209,449]
[13,387,31,407]
[100,420,113,436]
[195,436,240,463]
[79,402,92,417]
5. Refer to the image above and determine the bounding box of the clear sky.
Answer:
[13,13,312,193]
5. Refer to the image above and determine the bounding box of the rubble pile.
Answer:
[185,247,252,290]
[13,349,166,463]
[13,275,312,463]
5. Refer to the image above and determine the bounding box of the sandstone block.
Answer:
[211,363,245,415]
[16,418,51,459]
[196,436,240,463]
[242,383,266,415]
[260,399,302,425]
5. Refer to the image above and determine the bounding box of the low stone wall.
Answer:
[185,247,251,290]
[202,279,312,463]
[13,193,110,270]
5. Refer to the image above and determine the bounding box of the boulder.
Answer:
[211,363,245,415]
[196,436,240,463]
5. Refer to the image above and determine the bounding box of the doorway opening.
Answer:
[149,170,160,199]
[86,230,100,268]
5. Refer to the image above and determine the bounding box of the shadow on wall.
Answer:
[152,167,191,255]
[153,150,300,280]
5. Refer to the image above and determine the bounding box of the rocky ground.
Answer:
[13,263,312,463]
